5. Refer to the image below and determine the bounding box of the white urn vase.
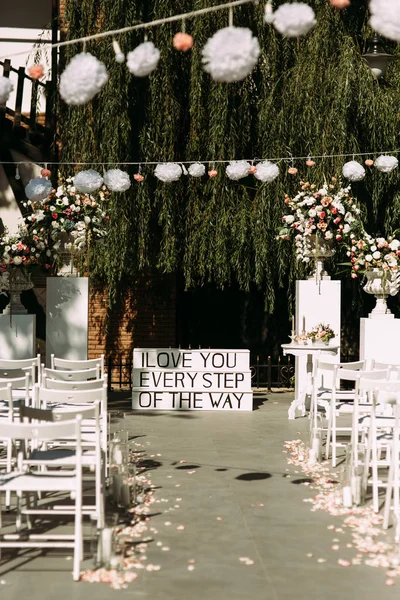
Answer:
[363,269,400,319]
[0,268,34,314]
[304,234,334,281]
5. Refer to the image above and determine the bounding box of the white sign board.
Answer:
[132,348,253,411]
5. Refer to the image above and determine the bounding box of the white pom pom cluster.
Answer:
[59,52,108,105]
[0,76,14,104]
[370,0,400,42]
[188,163,206,178]
[202,27,260,83]
[73,169,104,193]
[226,160,251,180]
[25,177,52,201]
[103,169,131,192]
[342,161,366,181]
[127,42,161,77]
[154,163,182,183]
[272,3,316,38]
[374,155,399,173]
[254,161,280,182]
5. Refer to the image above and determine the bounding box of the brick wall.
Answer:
[88,274,177,361]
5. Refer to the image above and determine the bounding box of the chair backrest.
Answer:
[42,373,107,391]
[19,401,98,424]
[50,354,105,378]
[313,359,365,381]
[359,377,400,402]
[34,383,107,410]
[42,365,100,382]
[0,355,41,385]
[0,383,14,421]
[0,414,81,442]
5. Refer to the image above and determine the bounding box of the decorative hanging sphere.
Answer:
[208,169,218,178]
[288,166,298,175]
[154,163,182,183]
[375,155,399,173]
[25,177,52,201]
[342,160,366,181]
[254,161,279,182]
[73,169,104,193]
[306,159,315,167]
[134,173,144,182]
[103,169,131,192]
[59,52,108,105]
[202,27,260,83]
[365,159,374,167]
[0,76,13,104]
[249,165,257,175]
[272,3,316,38]
[127,42,161,77]
[370,0,400,42]
[329,0,350,7]
[226,160,251,180]
[40,168,51,178]
[28,64,45,79]
[173,33,194,52]
[188,163,205,177]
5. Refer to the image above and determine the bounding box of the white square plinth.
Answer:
[46,277,89,366]
[0,314,36,359]
[360,317,400,365]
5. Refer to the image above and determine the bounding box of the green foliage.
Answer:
[60,0,400,311]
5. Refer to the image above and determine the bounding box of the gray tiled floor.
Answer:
[1,391,399,599]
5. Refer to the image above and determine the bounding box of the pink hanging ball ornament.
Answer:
[249,165,257,175]
[306,159,315,167]
[208,169,218,178]
[28,64,45,79]
[288,167,298,175]
[134,173,144,182]
[365,159,374,167]
[329,0,351,7]
[173,33,194,52]
[40,168,51,178]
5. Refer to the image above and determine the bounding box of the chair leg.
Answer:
[332,408,337,467]
[383,454,394,529]
[73,493,83,581]
[325,407,332,460]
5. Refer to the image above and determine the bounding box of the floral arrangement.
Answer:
[0,225,49,271]
[307,323,335,343]
[23,176,110,269]
[277,178,362,264]
[347,232,400,278]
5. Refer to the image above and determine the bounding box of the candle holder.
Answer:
[93,512,119,569]
[340,463,353,508]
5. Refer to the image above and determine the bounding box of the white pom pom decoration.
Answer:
[25,177,52,201]
[226,161,251,180]
[375,154,399,173]
[59,52,108,105]
[127,42,160,77]
[73,169,104,193]
[370,0,400,42]
[0,76,14,104]
[202,27,260,83]
[103,169,131,192]
[154,163,182,183]
[342,161,366,181]
[188,163,206,178]
[254,161,280,182]
[272,3,317,38]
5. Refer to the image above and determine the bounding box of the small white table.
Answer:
[282,343,340,419]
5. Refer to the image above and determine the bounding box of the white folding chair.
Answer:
[0,416,83,581]
[0,384,14,510]
[19,401,104,528]
[50,354,105,379]
[381,381,400,535]
[42,372,107,391]
[41,365,101,382]
[0,355,41,386]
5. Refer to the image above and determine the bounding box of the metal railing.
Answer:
[106,355,295,392]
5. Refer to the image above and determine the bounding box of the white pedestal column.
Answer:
[0,314,36,359]
[292,280,341,417]
[360,317,400,365]
[46,277,89,366]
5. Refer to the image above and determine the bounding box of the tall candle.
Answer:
[342,486,352,508]
[302,315,306,333]
[291,315,295,332]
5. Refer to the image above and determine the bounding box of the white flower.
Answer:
[389,240,400,251]
[308,209,316,217]
[285,215,295,224]
[325,231,333,240]
[56,187,64,197]
[56,199,63,205]
[317,189,327,197]
[49,205,56,211]
[84,216,91,224]
[343,224,350,234]
[372,251,381,260]
[12,256,22,265]
[385,254,398,267]
[11,244,17,251]
[52,222,60,229]
[365,254,373,262]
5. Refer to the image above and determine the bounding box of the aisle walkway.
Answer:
[2,392,399,599]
